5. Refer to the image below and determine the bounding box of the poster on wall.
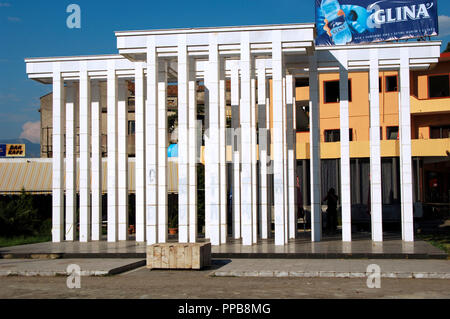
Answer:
[315,0,439,46]
[0,144,26,157]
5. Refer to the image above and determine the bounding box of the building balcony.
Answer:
[295,138,450,160]
[411,95,450,115]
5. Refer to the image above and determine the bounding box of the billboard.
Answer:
[315,0,439,46]
[0,144,26,157]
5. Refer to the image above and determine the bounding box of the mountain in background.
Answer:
[0,138,40,158]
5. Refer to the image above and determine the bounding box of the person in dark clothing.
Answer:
[324,188,338,233]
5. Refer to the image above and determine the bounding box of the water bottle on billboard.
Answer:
[321,0,352,45]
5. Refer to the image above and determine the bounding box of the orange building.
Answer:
[291,53,450,218]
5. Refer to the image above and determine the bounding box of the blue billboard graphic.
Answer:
[315,0,439,46]
[0,144,6,157]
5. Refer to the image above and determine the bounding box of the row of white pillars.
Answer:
[50,43,415,246]
[336,48,414,243]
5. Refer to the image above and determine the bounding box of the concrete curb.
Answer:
[212,271,450,279]
[0,260,146,277]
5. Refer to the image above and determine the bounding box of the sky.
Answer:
[1,0,450,144]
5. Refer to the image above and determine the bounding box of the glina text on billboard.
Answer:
[315,0,439,46]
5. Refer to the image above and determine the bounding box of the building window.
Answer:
[387,126,399,140]
[324,129,353,142]
[128,120,135,135]
[430,125,450,139]
[296,78,309,87]
[379,77,382,93]
[429,75,450,98]
[385,75,398,92]
[324,80,352,103]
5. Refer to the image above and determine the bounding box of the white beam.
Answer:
[52,63,65,243]
[399,48,414,242]
[240,32,253,246]
[79,62,91,242]
[206,33,221,246]
[282,76,289,244]
[188,57,198,243]
[257,61,270,239]
[219,57,227,244]
[272,31,286,246]
[118,78,129,241]
[286,74,297,240]
[146,37,159,245]
[178,36,190,243]
[158,60,168,243]
[91,80,102,241]
[251,63,258,244]
[369,49,383,242]
[309,56,322,242]
[65,81,76,242]
[339,53,351,242]
[231,62,241,240]
[107,61,118,242]
[135,62,146,242]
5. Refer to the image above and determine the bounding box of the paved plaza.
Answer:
[0,264,449,299]
[0,232,447,259]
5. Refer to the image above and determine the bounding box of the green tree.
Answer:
[0,190,40,237]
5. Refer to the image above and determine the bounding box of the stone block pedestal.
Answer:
[147,242,211,270]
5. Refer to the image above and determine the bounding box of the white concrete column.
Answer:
[231,62,241,240]
[204,66,210,240]
[146,37,159,245]
[251,62,258,244]
[135,63,146,243]
[52,64,65,243]
[158,60,168,243]
[178,36,190,243]
[240,32,253,246]
[65,81,76,242]
[188,57,198,243]
[107,61,119,242]
[339,53,352,242]
[286,74,297,240]
[282,77,289,244]
[118,78,129,241]
[272,31,286,246]
[206,34,221,246]
[309,56,322,242]
[369,49,383,242]
[91,80,102,241]
[79,63,91,242]
[219,57,227,244]
[399,48,414,242]
[257,61,270,240]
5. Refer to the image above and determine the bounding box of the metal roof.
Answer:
[0,158,179,195]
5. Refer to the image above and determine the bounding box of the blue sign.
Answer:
[168,144,178,158]
[0,144,5,157]
[315,0,439,46]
